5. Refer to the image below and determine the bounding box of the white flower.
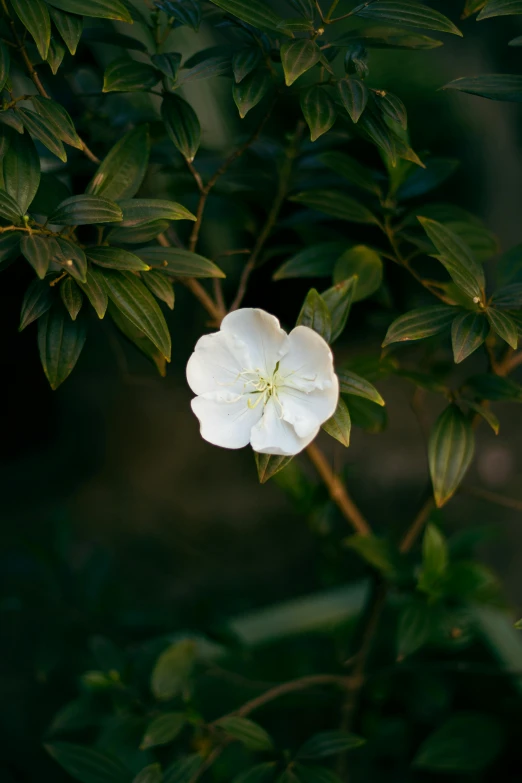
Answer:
[186,308,339,456]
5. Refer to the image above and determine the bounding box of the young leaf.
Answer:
[151,640,196,701]
[11,0,51,60]
[254,453,293,483]
[103,59,159,93]
[444,75,522,103]
[31,96,83,150]
[208,0,291,33]
[451,311,489,363]
[320,151,381,196]
[45,741,131,783]
[17,108,67,162]
[78,267,108,319]
[337,77,368,123]
[333,245,383,301]
[50,195,123,225]
[51,237,88,282]
[413,713,503,772]
[428,405,475,508]
[38,308,87,390]
[418,523,448,595]
[87,125,150,200]
[233,68,272,118]
[19,277,54,330]
[274,241,346,280]
[48,6,83,55]
[338,369,385,406]
[143,271,175,310]
[46,0,132,23]
[281,39,321,86]
[300,85,337,142]
[133,764,163,783]
[215,717,274,751]
[162,94,201,162]
[382,306,455,346]
[88,246,150,271]
[487,308,518,349]
[352,0,462,37]
[3,132,40,214]
[134,247,225,278]
[60,276,83,320]
[233,47,262,83]
[297,289,332,342]
[289,190,378,224]
[102,270,171,360]
[297,731,365,759]
[118,199,196,226]
[322,277,357,342]
[322,397,351,447]
[141,712,186,750]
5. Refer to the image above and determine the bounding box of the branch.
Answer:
[399,495,434,554]
[306,441,371,536]
[462,486,522,512]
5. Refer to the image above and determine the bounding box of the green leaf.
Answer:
[103,59,159,93]
[140,712,186,750]
[338,369,384,406]
[254,452,294,483]
[47,38,66,74]
[428,405,475,508]
[375,90,407,129]
[322,397,351,447]
[413,713,503,772]
[83,27,147,50]
[151,640,196,701]
[46,0,132,23]
[274,241,346,280]
[11,0,50,60]
[51,237,87,282]
[0,110,24,134]
[478,0,522,18]
[108,221,170,245]
[78,267,108,319]
[0,189,23,222]
[462,0,487,18]
[108,301,166,376]
[348,395,388,432]
[233,47,262,83]
[152,52,182,81]
[492,283,522,308]
[60,276,83,320]
[320,151,381,196]
[297,730,365,759]
[49,7,83,55]
[45,742,131,783]
[19,277,54,330]
[17,108,67,162]
[3,132,40,214]
[345,534,396,575]
[31,96,83,150]
[232,762,278,783]
[87,246,150,271]
[177,55,231,85]
[300,85,337,142]
[335,26,444,50]
[465,373,522,402]
[487,308,518,349]
[102,270,171,360]
[119,199,196,226]
[382,305,455,346]
[451,311,489,363]
[418,523,448,596]
[509,35,522,45]
[322,277,357,342]
[233,68,272,118]
[337,77,368,123]
[21,233,51,278]
[87,126,150,201]
[352,0,462,36]
[162,94,201,162]
[50,195,122,225]
[281,39,321,86]
[397,158,459,200]
[333,245,383,301]
[465,400,499,434]
[134,247,225,278]
[132,764,163,783]
[143,271,175,310]
[215,717,274,751]
[417,217,485,301]
[208,0,291,34]
[396,601,433,659]
[0,41,10,93]
[444,75,522,103]
[37,308,87,389]
[297,288,332,342]
[163,754,203,783]
[291,766,343,783]
[289,190,378,224]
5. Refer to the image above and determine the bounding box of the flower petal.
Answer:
[186,330,244,397]
[279,325,337,393]
[278,381,339,439]
[191,391,263,449]
[221,308,290,376]
[250,397,318,456]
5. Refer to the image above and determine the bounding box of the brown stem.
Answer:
[306,442,371,536]
[229,121,304,312]
[399,495,434,554]
[462,486,522,512]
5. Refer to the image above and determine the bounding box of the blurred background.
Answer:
[2,2,522,780]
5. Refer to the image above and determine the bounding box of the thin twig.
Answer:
[306,442,371,536]
[462,486,522,512]
[399,495,435,553]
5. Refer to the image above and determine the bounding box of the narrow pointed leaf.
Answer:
[491,283,522,308]
[418,217,485,300]
[233,47,262,83]
[274,241,346,280]
[322,398,351,447]
[335,26,444,50]
[49,7,83,55]
[78,267,108,319]
[0,190,23,222]
[376,90,407,129]
[151,640,195,701]
[465,373,522,402]
[397,158,459,200]
[428,405,475,508]
[31,96,83,150]
[444,75,522,103]
[45,741,131,783]
[60,276,83,320]
[322,276,357,342]
[413,713,503,773]
[46,38,66,74]
[208,0,292,34]
[46,0,132,23]
[478,0,522,19]
[51,237,87,282]
[3,133,40,214]
[333,245,383,301]
[17,108,67,162]
[133,764,163,783]
[37,309,87,390]
[163,754,203,783]
[134,247,225,278]
[143,270,175,309]
[87,246,150,271]
[215,717,274,751]
[300,85,337,142]
[352,1,462,36]
[233,68,272,118]
[50,195,122,225]
[141,713,186,750]
[108,301,166,376]
[152,52,182,80]
[297,731,366,759]
[118,199,195,227]
[254,453,293,483]
[103,59,159,93]
[338,369,385,405]
[338,77,368,123]
[465,401,499,434]
[21,233,51,278]
[281,39,321,86]
[320,151,382,195]
[451,312,489,363]
[297,288,332,342]
[11,0,51,60]
[289,189,378,224]
[383,306,455,345]
[87,125,150,201]
[487,308,518,348]
[231,762,278,783]
[19,278,54,330]
[162,94,200,162]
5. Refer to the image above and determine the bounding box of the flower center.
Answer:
[240,363,283,413]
